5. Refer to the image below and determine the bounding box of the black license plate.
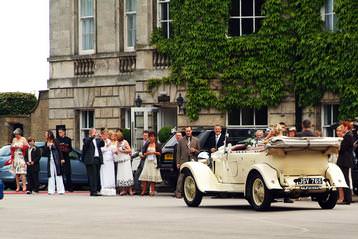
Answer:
[295,177,323,185]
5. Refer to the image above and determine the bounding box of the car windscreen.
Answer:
[0,145,10,156]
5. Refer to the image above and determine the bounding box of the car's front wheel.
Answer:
[246,172,273,211]
[317,190,338,209]
[183,171,203,207]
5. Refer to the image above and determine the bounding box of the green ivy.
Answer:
[0,92,37,116]
[151,0,358,121]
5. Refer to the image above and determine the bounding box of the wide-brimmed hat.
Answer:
[13,128,22,135]
[288,127,297,131]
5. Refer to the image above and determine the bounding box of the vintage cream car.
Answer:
[180,137,347,211]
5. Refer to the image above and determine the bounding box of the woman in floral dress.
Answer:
[10,128,29,192]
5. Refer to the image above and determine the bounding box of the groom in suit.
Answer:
[82,128,105,196]
[209,125,225,153]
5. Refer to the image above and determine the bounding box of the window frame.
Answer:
[323,0,337,32]
[80,110,95,147]
[229,0,265,37]
[226,107,268,128]
[124,0,136,52]
[321,104,339,137]
[78,0,96,55]
[158,0,172,39]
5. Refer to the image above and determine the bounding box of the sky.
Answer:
[0,1,49,95]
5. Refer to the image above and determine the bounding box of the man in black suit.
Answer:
[210,125,225,153]
[57,129,73,192]
[25,137,42,194]
[336,124,354,204]
[82,128,105,196]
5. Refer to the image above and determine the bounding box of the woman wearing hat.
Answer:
[10,128,29,192]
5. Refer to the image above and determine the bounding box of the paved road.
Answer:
[0,193,357,239]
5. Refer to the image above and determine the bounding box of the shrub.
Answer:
[0,92,37,115]
[158,126,172,143]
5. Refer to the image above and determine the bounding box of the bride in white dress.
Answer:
[115,131,134,196]
[100,129,116,196]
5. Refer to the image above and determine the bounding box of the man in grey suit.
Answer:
[175,126,200,198]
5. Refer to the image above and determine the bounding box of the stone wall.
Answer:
[0,116,31,146]
[30,91,49,142]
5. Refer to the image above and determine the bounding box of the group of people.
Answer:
[9,118,358,203]
[67,128,163,197]
[9,128,72,194]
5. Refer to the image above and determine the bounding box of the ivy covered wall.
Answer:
[151,0,358,121]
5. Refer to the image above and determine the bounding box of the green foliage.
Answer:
[158,126,172,143]
[151,0,358,120]
[0,92,37,115]
[123,128,131,145]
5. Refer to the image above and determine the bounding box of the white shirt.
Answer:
[93,138,99,157]
[215,134,221,145]
[28,147,34,163]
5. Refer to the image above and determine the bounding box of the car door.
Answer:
[69,151,88,185]
[221,151,240,184]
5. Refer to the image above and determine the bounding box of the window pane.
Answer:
[333,14,338,32]
[325,0,333,13]
[82,111,87,128]
[228,18,240,36]
[230,0,240,16]
[126,0,136,12]
[228,109,241,125]
[255,0,264,16]
[242,0,253,16]
[255,17,263,32]
[323,105,331,125]
[127,14,136,47]
[242,108,254,125]
[325,15,333,30]
[161,2,168,21]
[332,105,339,123]
[242,18,253,35]
[161,22,169,38]
[82,18,94,50]
[255,107,267,125]
[89,111,94,128]
[81,0,93,17]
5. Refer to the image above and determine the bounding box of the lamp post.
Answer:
[176,93,185,114]
[135,95,142,107]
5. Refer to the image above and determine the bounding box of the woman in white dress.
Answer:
[99,129,116,196]
[115,131,134,196]
[139,131,162,196]
[43,130,65,195]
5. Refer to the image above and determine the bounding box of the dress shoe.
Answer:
[90,193,101,197]
[284,198,294,203]
[26,191,32,195]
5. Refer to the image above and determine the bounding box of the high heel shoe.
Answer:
[141,191,146,196]
[119,191,127,196]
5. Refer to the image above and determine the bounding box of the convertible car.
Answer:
[180,137,347,211]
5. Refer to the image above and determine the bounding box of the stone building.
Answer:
[48,0,340,149]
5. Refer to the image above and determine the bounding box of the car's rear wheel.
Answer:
[247,172,272,211]
[317,190,338,209]
[183,171,203,207]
